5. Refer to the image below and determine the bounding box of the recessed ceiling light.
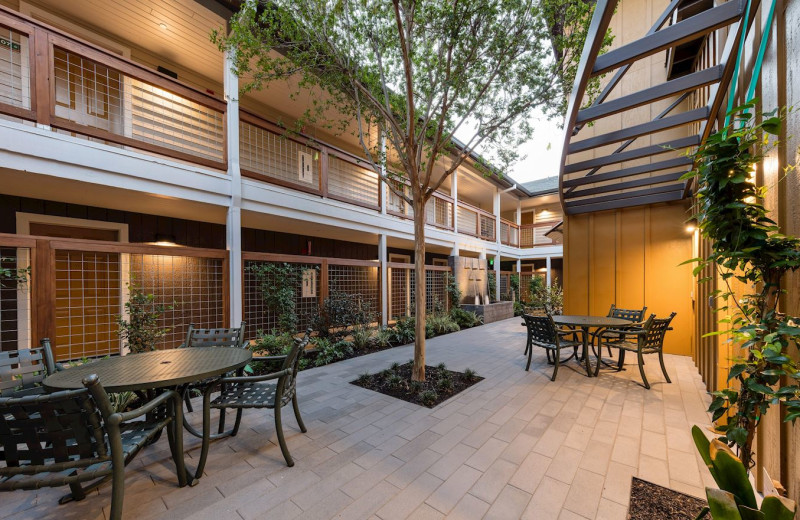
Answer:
[159,22,168,30]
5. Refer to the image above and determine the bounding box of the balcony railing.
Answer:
[386,181,454,230]
[500,219,519,247]
[456,202,496,242]
[0,8,227,169]
[520,221,559,248]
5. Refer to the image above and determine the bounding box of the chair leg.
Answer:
[67,482,86,503]
[551,347,560,381]
[617,349,626,371]
[274,404,294,467]
[658,351,671,384]
[231,408,244,436]
[108,437,126,520]
[292,395,307,433]
[217,408,227,434]
[184,391,194,413]
[637,351,650,390]
[169,399,189,487]
[525,344,533,371]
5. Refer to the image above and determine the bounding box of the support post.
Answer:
[379,234,388,326]
[379,132,387,215]
[546,256,552,288]
[493,187,501,246]
[494,252,501,302]
[224,50,242,326]
[451,170,459,233]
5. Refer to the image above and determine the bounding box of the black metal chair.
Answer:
[592,305,648,356]
[180,322,246,434]
[0,374,187,520]
[596,312,676,389]
[193,330,310,477]
[0,339,59,397]
[521,314,582,381]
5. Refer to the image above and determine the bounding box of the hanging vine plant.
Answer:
[682,101,800,470]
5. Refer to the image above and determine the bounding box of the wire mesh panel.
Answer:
[53,47,224,163]
[387,180,411,217]
[520,226,534,248]
[425,269,449,314]
[54,250,122,361]
[479,214,496,241]
[328,154,380,208]
[327,263,381,324]
[128,254,225,350]
[500,272,510,301]
[243,260,321,339]
[0,247,31,352]
[240,120,320,189]
[388,266,411,319]
[0,25,31,111]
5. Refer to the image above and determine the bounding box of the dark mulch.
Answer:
[628,477,709,520]
[350,362,483,408]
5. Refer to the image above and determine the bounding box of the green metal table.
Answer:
[44,347,252,483]
[551,315,632,377]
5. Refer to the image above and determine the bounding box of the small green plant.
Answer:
[445,272,462,309]
[419,390,438,407]
[437,377,453,393]
[351,326,372,350]
[450,308,483,329]
[529,277,563,315]
[375,327,392,348]
[387,374,404,390]
[315,290,375,340]
[463,368,478,382]
[488,271,496,301]
[313,339,354,367]
[109,391,137,414]
[436,362,447,371]
[0,257,29,288]
[410,380,423,394]
[510,274,520,302]
[356,371,371,385]
[117,281,172,354]
[390,316,416,345]
[390,361,401,372]
[252,330,294,356]
[513,301,525,317]
[691,426,796,519]
[426,314,460,336]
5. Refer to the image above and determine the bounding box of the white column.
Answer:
[493,187,501,246]
[494,253,501,302]
[379,132,387,215]
[451,170,459,234]
[546,256,552,288]
[225,50,243,326]
[516,200,522,225]
[379,234,388,327]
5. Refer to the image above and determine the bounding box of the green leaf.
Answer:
[710,440,758,510]
[728,364,748,381]
[759,495,797,520]
[737,506,765,520]
[692,426,719,484]
[706,488,743,520]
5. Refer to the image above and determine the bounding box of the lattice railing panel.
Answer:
[426,197,453,229]
[389,267,450,319]
[457,206,478,236]
[0,247,31,352]
[479,214,496,241]
[328,155,379,207]
[240,121,320,188]
[243,260,320,339]
[0,26,30,111]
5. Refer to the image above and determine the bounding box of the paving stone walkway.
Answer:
[1,317,715,520]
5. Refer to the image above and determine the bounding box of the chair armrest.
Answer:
[114,390,179,423]
[218,368,292,385]
[252,355,287,362]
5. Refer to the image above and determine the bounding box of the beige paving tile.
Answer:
[521,476,570,520]
[469,458,518,504]
[425,465,482,514]
[509,451,552,494]
[376,471,442,520]
[445,493,491,520]
[483,485,532,520]
[563,468,605,518]
[545,445,583,484]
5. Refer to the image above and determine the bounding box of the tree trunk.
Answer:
[412,195,427,382]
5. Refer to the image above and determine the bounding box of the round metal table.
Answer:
[44,347,252,483]
[43,347,252,393]
[551,315,632,377]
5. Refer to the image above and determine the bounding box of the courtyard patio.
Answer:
[0,317,714,520]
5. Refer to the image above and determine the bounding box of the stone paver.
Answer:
[2,318,714,519]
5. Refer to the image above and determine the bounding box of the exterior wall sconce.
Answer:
[154,233,177,246]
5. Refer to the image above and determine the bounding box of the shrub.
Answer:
[315,291,375,340]
[375,327,393,348]
[419,390,438,407]
[351,326,372,350]
[513,301,525,317]
[410,380,423,394]
[488,271,496,301]
[313,339,354,367]
[117,281,172,354]
[356,371,371,385]
[426,314,460,336]
[528,276,563,315]
[436,362,447,371]
[390,316,416,345]
[450,308,482,329]
[251,330,294,356]
[463,368,478,382]
[437,377,453,392]
[246,262,307,333]
[445,272,462,309]
[390,361,401,371]
[510,274,520,301]
[387,374,404,390]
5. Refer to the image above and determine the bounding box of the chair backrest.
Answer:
[183,322,246,349]
[608,304,647,323]
[642,313,676,350]
[0,381,108,474]
[277,329,311,402]
[522,314,558,346]
[0,339,57,397]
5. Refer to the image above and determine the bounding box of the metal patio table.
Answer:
[44,347,252,483]
[551,315,632,377]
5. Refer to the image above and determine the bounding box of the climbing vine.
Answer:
[683,102,800,470]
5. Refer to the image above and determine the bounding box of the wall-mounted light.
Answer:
[154,233,177,246]
[685,218,698,234]
[159,22,168,30]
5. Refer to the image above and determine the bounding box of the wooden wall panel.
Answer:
[564,200,693,356]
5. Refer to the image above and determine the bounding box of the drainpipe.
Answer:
[224,50,243,326]
[451,170,459,234]
[493,188,501,300]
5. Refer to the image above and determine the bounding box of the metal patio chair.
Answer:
[596,312,676,389]
[193,330,310,477]
[0,339,59,397]
[522,314,582,381]
[180,322,246,436]
[0,374,187,520]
